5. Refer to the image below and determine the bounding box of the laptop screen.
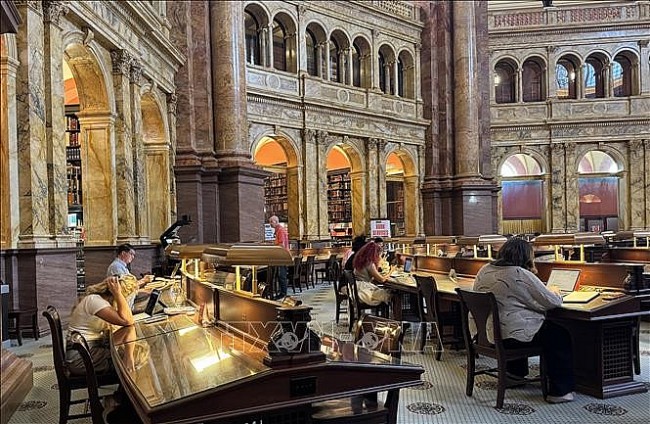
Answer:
[403,257,413,273]
[547,269,581,292]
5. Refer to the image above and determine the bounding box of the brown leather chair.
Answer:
[455,289,547,409]
[311,314,404,424]
[42,306,119,424]
[415,275,462,360]
[68,331,142,424]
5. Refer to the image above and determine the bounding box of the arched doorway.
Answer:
[578,150,621,232]
[499,153,545,235]
[141,93,170,239]
[385,150,419,237]
[326,146,353,239]
[63,42,113,245]
[253,135,300,238]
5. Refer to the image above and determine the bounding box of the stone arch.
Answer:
[252,131,302,237]
[244,2,271,26]
[612,49,639,96]
[351,35,372,88]
[141,92,171,239]
[326,140,365,236]
[384,147,419,236]
[271,11,298,72]
[62,39,115,245]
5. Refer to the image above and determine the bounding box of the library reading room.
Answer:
[1,1,649,423]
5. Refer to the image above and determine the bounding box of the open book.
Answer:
[562,291,599,303]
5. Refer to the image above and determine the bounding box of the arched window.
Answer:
[272,19,286,71]
[522,58,544,102]
[500,153,545,234]
[244,11,261,66]
[494,60,516,103]
[378,45,395,95]
[584,55,606,98]
[578,151,620,232]
[556,56,579,99]
[397,50,415,99]
[306,29,317,76]
[352,37,371,89]
[329,38,340,82]
[612,53,635,97]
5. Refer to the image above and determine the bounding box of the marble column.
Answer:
[78,113,116,246]
[15,1,54,248]
[604,62,612,98]
[111,49,137,244]
[564,142,579,232]
[0,34,20,249]
[629,140,647,229]
[346,47,353,86]
[645,140,650,229]
[371,29,379,90]
[324,40,331,81]
[286,165,302,238]
[302,130,328,239]
[210,1,267,242]
[377,140,388,219]
[365,138,380,220]
[267,23,274,69]
[297,5,307,74]
[166,92,178,227]
[516,67,523,102]
[350,170,367,235]
[550,143,567,233]
[42,1,70,243]
[640,41,650,95]
[129,60,149,243]
[404,175,419,236]
[452,0,480,178]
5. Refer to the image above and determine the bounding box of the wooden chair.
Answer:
[8,307,39,346]
[315,254,339,284]
[301,255,316,288]
[290,256,303,293]
[42,306,119,424]
[330,261,347,323]
[415,275,463,360]
[67,331,142,424]
[344,270,389,332]
[455,289,547,409]
[311,314,404,424]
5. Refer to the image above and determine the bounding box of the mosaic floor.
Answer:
[6,283,650,424]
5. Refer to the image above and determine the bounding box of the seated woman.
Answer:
[473,237,575,404]
[352,242,394,306]
[66,275,137,376]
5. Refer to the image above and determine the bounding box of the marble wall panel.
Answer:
[1,37,19,249]
[350,171,368,235]
[551,100,631,119]
[630,97,650,115]
[550,143,567,232]
[491,104,548,123]
[145,149,171,239]
[629,140,647,229]
[564,143,579,232]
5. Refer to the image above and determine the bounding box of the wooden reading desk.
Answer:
[110,301,423,424]
[382,270,648,399]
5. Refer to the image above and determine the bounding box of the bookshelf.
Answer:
[327,169,352,235]
[65,105,85,293]
[264,172,287,222]
[386,180,405,237]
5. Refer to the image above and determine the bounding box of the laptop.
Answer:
[133,289,167,321]
[547,269,598,303]
[403,257,413,273]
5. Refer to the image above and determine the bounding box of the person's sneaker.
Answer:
[546,392,574,404]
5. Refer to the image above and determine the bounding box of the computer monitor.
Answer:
[403,257,413,273]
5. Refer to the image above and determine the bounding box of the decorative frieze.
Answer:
[129,59,142,85]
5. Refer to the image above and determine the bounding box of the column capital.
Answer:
[316,130,328,144]
[378,139,387,152]
[303,128,316,144]
[639,39,649,48]
[551,142,564,154]
[42,0,69,25]
[129,59,143,85]
[367,137,378,149]
[111,49,133,75]
[628,139,644,151]
[167,92,178,115]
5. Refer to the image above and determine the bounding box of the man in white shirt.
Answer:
[107,244,152,289]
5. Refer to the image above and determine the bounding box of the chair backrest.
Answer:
[292,256,302,277]
[342,270,360,312]
[455,288,503,349]
[42,305,70,389]
[68,331,104,424]
[353,314,403,359]
[325,254,337,271]
[414,275,437,323]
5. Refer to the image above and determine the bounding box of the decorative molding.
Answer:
[166,92,177,115]
[303,128,316,144]
[82,26,94,46]
[378,139,387,152]
[129,59,142,84]
[14,1,42,14]
[111,49,133,75]
[42,0,68,26]
[316,130,328,144]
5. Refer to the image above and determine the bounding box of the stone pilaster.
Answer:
[166,92,178,226]
[645,140,650,229]
[404,175,419,236]
[629,139,648,229]
[350,169,367,235]
[42,1,70,242]
[129,60,148,242]
[286,164,302,239]
[550,143,567,233]
[639,40,650,95]
[366,138,380,220]
[15,1,54,248]
[564,142,578,232]
[377,139,388,219]
[1,34,20,249]
[111,49,137,244]
[302,129,321,239]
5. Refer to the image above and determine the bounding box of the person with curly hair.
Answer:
[352,241,394,306]
[65,275,137,376]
